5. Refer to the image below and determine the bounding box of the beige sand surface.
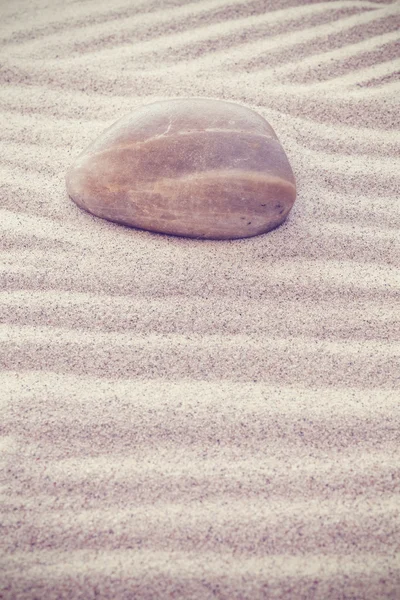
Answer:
[1,0,400,598]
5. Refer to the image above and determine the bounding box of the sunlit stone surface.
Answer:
[66,98,296,239]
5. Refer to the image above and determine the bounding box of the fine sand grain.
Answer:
[1,0,400,598]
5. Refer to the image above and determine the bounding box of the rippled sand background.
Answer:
[1,0,400,598]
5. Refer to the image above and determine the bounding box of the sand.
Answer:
[0,0,400,598]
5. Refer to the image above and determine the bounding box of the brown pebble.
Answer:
[66,98,296,239]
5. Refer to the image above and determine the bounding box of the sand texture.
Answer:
[1,0,400,598]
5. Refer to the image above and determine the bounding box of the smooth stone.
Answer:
[66,98,296,239]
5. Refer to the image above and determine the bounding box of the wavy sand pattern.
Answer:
[1,0,400,598]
